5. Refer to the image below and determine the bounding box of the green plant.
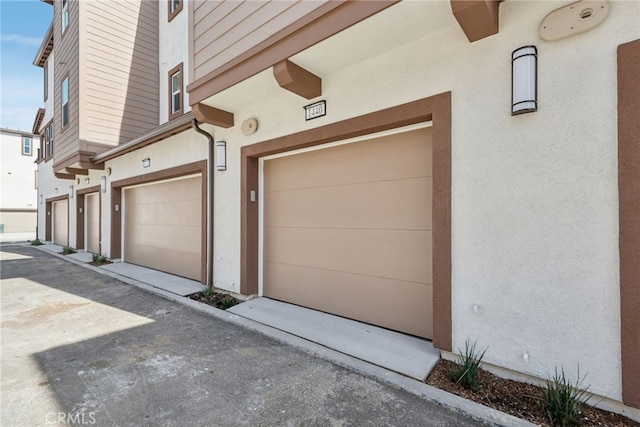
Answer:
[29,238,43,246]
[92,253,109,264]
[220,294,239,309]
[542,367,591,427]
[449,339,487,392]
[202,286,215,299]
[62,246,77,255]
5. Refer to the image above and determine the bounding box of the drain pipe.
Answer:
[192,119,214,289]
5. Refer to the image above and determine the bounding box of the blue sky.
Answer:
[1,0,53,132]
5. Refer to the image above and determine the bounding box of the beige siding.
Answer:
[193,0,329,81]
[53,0,80,166]
[82,0,159,147]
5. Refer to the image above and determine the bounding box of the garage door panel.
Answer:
[265,262,433,338]
[265,129,432,193]
[265,227,432,285]
[265,177,432,230]
[53,200,68,246]
[263,127,432,339]
[124,176,201,281]
[126,244,200,280]
[86,193,100,254]
[126,200,200,226]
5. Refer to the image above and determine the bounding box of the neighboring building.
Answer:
[0,128,38,237]
[33,0,639,416]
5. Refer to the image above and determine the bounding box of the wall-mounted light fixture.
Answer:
[216,141,227,171]
[142,158,151,168]
[85,177,90,184]
[100,176,107,193]
[512,45,537,115]
[69,185,74,198]
[39,194,43,204]
[54,187,58,193]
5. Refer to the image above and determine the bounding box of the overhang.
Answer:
[33,22,53,68]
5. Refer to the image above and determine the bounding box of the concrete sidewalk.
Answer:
[1,246,533,426]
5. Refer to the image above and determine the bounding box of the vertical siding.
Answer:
[192,0,329,81]
[53,0,80,166]
[82,0,159,148]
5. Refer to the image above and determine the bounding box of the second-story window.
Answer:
[44,122,55,159]
[168,0,182,22]
[169,63,183,120]
[22,136,33,156]
[44,63,48,101]
[62,0,69,33]
[61,77,69,127]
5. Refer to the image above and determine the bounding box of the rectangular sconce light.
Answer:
[512,45,537,115]
[100,176,107,193]
[39,194,43,204]
[85,177,90,184]
[216,141,227,171]
[69,185,74,198]
[142,158,151,168]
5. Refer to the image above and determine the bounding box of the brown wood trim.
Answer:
[54,172,75,180]
[45,201,52,241]
[53,150,103,173]
[450,0,500,43]
[110,160,208,284]
[0,208,37,213]
[75,186,101,251]
[618,38,640,409]
[168,0,182,23]
[192,103,234,128]
[240,92,452,350]
[66,167,89,176]
[168,63,184,121]
[273,59,322,99]
[187,0,399,105]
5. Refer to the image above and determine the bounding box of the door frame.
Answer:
[46,194,69,245]
[241,93,452,350]
[76,185,100,251]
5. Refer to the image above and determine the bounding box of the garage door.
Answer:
[263,127,433,339]
[52,200,68,246]
[123,175,201,281]
[85,193,100,254]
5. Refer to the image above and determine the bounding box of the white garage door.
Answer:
[52,200,68,247]
[263,127,433,339]
[123,175,201,281]
[85,193,100,254]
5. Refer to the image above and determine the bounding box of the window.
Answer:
[168,63,183,120]
[22,136,33,156]
[44,63,48,101]
[44,121,54,159]
[62,0,69,33]
[168,0,182,22]
[61,77,69,127]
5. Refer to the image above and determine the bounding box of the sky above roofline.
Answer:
[1,0,53,132]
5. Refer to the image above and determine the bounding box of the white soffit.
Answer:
[202,1,454,112]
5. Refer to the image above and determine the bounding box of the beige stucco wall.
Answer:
[202,0,639,405]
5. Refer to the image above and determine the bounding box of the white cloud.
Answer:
[1,34,42,47]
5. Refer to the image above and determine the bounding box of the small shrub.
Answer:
[62,246,77,255]
[220,294,239,309]
[449,339,487,392]
[202,286,215,299]
[91,253,109,264]
[542,366,591,427]
[29,238,43,246]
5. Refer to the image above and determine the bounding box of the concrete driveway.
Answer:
[1,245,487,427]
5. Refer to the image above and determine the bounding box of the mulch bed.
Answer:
[427,359,639,426]
[89,261,113,266]
[187,290,241,310]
